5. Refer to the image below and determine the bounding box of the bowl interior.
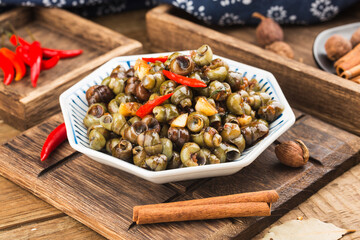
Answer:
[60,52,295,183]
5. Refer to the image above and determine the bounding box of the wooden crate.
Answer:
[0,110,359,239]
[146,5,360,136]
[0,7,142,130]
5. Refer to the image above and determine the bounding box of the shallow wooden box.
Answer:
[147,4,360,136]
[0,7,142,130]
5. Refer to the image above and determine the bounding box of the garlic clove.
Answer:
[171,113,188,128]
[195,97,218,116]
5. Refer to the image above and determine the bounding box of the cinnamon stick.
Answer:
[136,202,271,224]
[133,190,278,222]
[340,64,360,79]
[334,44,360,67]
[351,75,360,84]
[335,44,360,75]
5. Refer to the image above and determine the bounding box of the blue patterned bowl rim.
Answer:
[59,51,295,183]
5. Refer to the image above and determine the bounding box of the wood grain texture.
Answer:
[146,5,360,136]
[93,9,153,53]
[0,215,104,240]
[0,7,142,130]
[0,110,359,239]
[0,114,76,184]
[0,177,63,231]
[255,163,360,240]
[0,120,20,144]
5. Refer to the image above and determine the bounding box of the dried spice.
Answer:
[252,12,284,47]
[275,140,309,167]
[263,218,356,240]
[325,34,352,61]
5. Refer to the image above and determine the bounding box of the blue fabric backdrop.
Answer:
[0,0,359,25]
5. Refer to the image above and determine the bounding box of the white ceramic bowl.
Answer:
[60,52,295,184]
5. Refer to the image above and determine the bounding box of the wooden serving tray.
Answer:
[0,109,359,239]
[146,5,360,136]
[0,7,142,130]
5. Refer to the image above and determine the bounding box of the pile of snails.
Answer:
[83,45,284,171]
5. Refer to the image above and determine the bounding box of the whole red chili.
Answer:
[11,35,83,59]
[162,70,207,88]
[42,48,83,59]
[29,41,42,87]
[0,48,26,81]
[142,56,168,63]
[136,93,174,118]
[0,53,15,85]
[40,123,67,161]
[41,55,60,70]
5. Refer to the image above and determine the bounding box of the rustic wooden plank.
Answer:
[36,7,134,50]
[255,163,360,240]
[291,108,304,120]
[0,215,104,240]
[146,5,360,136]
[26,155,177,240]
[0,114,76,180]
[93,9,153,53]
[0,7,142,130]
[0,177,63,231]
[167,180,200,194]
[0,120,20,144]
[0,6,31,29]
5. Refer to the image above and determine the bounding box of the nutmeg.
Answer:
[324,35,352,61]
[265,41,294,59]
[275,140,309,167]
[252,12,284,47]
[350,28,360,48]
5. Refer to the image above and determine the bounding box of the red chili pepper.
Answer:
[40,123,67,161]
[142,56,168,63]
[42,48,83,59]
[136,93,174,118]
[41,55,60,70]
[16,45,31,65]
[11,35,83,59]
[162,70,207,88]
[29,41,42,88]
[0,53,15,85]
[0,48,26,81]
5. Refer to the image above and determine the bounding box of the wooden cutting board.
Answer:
[0,109,359,239]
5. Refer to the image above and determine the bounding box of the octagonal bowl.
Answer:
[59,51,295,184]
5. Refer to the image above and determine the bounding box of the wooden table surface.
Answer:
[0,8,359,240]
